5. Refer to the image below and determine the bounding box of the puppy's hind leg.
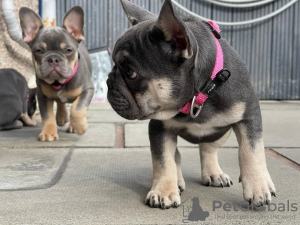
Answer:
[234,121,275,207]
[200,130,233,187]
[56,102,68,126]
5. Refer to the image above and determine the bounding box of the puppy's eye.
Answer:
[66,48,73,54]
[35,49,43,54]
[126,67,138,80]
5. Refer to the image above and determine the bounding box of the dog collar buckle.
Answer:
[190,96,203,119]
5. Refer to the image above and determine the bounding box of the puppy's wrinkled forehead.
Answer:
[32,27,78,50]
[113,21,154,62]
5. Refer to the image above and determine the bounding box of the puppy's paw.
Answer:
[38,123,58,141]
[145,186,181,209]
[67,119,87,135]
[240,171,276,207]
[202,172,233,188]
[15,120,24,129]
[30,119,37,127]
[20,113,36,126]
[38,131,58,142]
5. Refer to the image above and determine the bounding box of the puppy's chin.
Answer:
[140,110,178,120]
[117,111,141,120]
[108,95,142,120]
[110,104,141,120]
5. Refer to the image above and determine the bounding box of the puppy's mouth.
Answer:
[108,89,141,120]
[40,64,71,80]
[49,69,60,76]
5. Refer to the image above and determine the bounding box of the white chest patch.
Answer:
[164,102,246,137]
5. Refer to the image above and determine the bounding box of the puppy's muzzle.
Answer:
[107,77,113,91]
[107,77,130,110]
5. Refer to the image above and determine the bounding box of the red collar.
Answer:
[179,21,230,118]
[52,60,79,90]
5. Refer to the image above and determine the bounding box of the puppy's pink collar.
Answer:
[52,60,79,90]
[179,21,230,118]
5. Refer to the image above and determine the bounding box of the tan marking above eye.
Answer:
[122,50,130,57]
[41,42,47,49]
[60,43,67,49]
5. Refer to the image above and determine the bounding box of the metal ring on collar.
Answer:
[190,96,203,119]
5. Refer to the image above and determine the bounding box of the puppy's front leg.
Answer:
[234,119,276,206]
[146,120,181,209]
[67,89,93,135]
[38,90,58,141]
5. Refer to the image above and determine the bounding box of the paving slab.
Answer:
[87,109,128,123]
[272,148,300,165]
[0,148,70,191]
[261,108,300,148]
[0,123,115,148]
[259,101,300,110]
[0,148,298,225]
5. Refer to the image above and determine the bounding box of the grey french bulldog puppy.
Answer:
[107,0,276,209]
[19,6,94,141]
[0,69,37,130]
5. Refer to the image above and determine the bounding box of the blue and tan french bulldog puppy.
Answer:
[19,6,94,141]
[0,69,37,130]
[107,0,276,209]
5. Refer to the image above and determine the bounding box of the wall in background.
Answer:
[56,0,300,100]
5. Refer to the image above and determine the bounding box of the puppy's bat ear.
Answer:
[155,0,193,59]
[120,0,157,25]
[19,7,43,43]
[63,6,85,42]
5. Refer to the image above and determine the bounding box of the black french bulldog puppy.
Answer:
[0,69,37,130]
[19,6,94,141]
[107,0,276,209]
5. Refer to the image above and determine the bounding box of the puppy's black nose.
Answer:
[47,57,62,66]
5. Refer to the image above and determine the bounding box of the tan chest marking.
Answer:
[41,84,83,103]
[164,102,246,137]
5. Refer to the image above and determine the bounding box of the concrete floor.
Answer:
[0,101,299,224]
